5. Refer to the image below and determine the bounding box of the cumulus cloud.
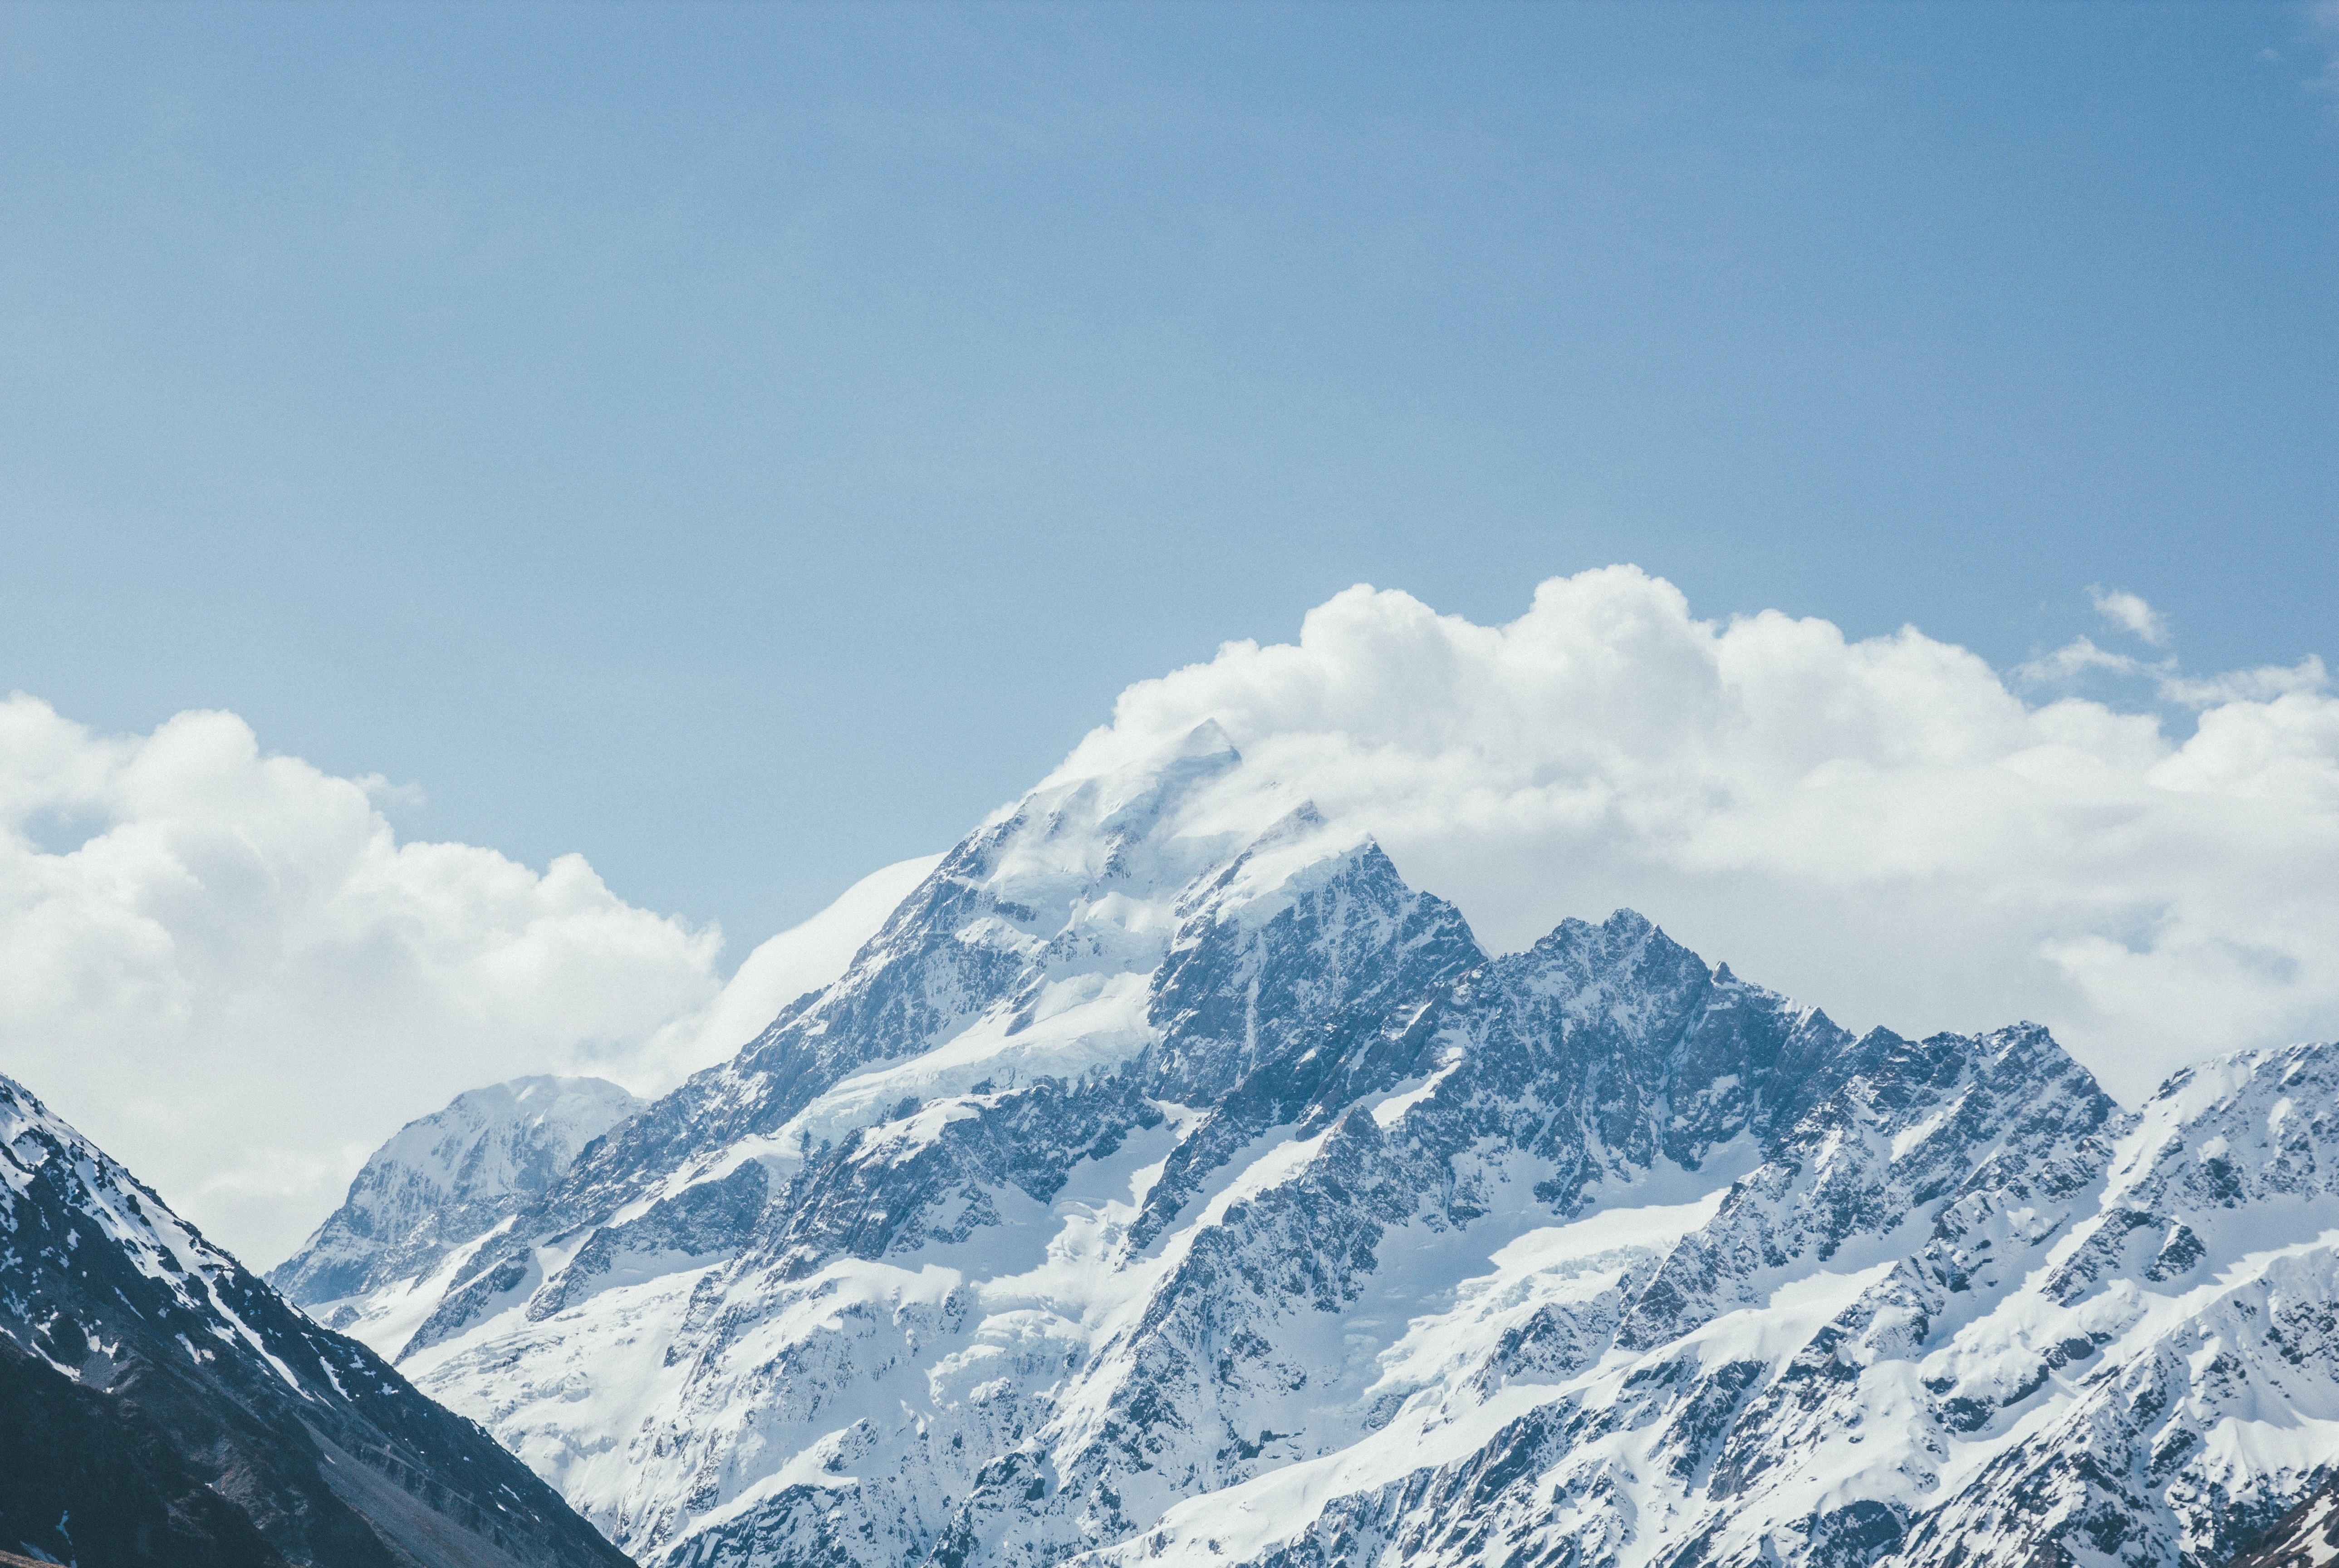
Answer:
[10,568,2338,1260]
[2088,585,2171,647]
[1051,567,2339,1105]
[0,696,740,1264]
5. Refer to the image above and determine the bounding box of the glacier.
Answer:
[286,722,2339,1568]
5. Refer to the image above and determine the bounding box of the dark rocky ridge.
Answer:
[0,1334,287,1568]
[0,1073,634,1568]
[2224,1470,2339,1568]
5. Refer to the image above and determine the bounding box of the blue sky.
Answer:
[4,0,2335,957]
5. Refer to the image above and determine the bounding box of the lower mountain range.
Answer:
[10,724,2339,1568]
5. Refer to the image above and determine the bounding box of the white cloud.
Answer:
[1052,567,2339,1106]
[2011,628,2324,713]
[0,696,741,1266]
[2159,655,2330,707]
[10,568,2339,1263]
[2089,585,2171,646]
[2011,633,2151,687]
[0,692,948,1266]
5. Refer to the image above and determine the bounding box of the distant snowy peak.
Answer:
[270,1073,642,1310]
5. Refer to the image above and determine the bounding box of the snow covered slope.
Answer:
[0,1070,631,1568]
[335,724,2339,1568]
[270,1074,643,1333]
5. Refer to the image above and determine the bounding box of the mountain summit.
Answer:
[305,730,2339,1568]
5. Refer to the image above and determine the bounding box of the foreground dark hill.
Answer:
[0,1072,633,1568]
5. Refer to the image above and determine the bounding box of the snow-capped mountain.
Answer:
[318,724,2339,1568]
[0,1070,633,1568]
[270,1075,642,1330]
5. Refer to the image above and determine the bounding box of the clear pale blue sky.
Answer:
[3,2,2334,959]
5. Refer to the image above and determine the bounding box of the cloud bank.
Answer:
[7,567,2334,1260]
[0,696,903,1265]
[1054,567,2339,1105]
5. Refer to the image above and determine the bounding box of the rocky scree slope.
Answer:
[327,726,2339,1568]
[0,1073,634,1568]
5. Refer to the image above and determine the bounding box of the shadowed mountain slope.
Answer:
[0,1073,634,1568]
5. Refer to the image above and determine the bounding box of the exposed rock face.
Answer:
[2226,1464,2339,1568]
[0,1333,289,1568]
[317,727,2339,1568]
[0,1073,635,1568]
